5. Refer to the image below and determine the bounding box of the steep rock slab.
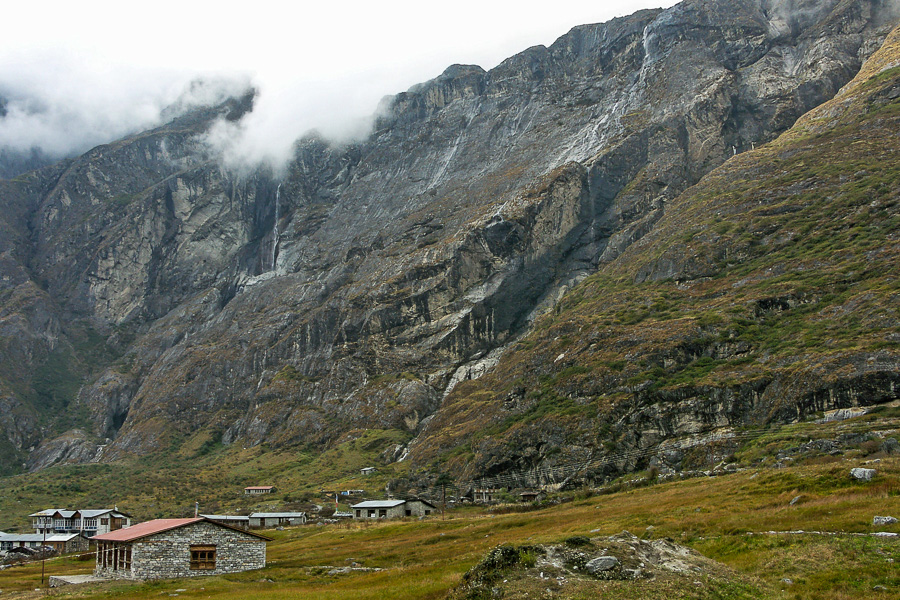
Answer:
[407,21,900,486]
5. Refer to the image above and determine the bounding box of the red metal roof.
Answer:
[92,518,203,542]
[244,486,275,490]
[91,517,272,542]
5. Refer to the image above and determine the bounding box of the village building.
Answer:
[30,508,131,537]
[243,486,276,495]
[360,467,377,476]
[248,512,307,528]
[200,515,250,529]
[473,488,504,503]
[0,532,90,554]
[92,517,270,580]
[351,499,437,520]
[519,491,542,503]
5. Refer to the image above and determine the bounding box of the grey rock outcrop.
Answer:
[873,516,898,526]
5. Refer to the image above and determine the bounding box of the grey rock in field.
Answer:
[873,516,898,526]
[851,468,877,482]
[586,556,620,573]
[881,438,900,455]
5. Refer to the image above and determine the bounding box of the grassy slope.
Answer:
[0,427,412,533]
[1,434,897,600]
[412,26,900,475]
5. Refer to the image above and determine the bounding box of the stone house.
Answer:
[92,517,270,580]
[243,486,275,495]
[248,512,307,528]
[351,499,437,520]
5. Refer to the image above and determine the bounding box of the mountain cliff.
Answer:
[407,18,900,487]
[1,0,898,481]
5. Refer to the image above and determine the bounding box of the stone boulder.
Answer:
[881,438,900,455]
[873,516,898,526]
[585,556,620,574]
[850,468,876,482]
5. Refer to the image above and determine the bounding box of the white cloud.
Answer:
[0,0,680,171]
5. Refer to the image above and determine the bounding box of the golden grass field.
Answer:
[1,453,897,600]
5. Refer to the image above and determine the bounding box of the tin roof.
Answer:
[28,509,66,517]
[82,509,126,518]
[0,533,84,542]
[28,508,130,518]
[351,500,406,509]
[92,518,202,542]
[249,512,306,518]
[200,514,250,521]
[244,486,275,490]
[92,518,271,542]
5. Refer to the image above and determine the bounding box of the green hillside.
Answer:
[412,26,900,481]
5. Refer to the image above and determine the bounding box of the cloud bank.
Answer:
[0,1,681,175]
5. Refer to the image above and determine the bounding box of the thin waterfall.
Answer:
[271,183,282,271]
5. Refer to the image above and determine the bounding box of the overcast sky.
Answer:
[1,0,680,171]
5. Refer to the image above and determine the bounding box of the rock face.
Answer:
[0,0,898,475]
[404,21,900,485]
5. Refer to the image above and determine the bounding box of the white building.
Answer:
[248,512,307,528]
[30,508,132,537]
[200,515,251,529]
[0,532,90,553]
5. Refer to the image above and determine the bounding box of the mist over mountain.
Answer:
[0,1,682,179]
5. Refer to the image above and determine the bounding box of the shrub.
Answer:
[564,535,592,548]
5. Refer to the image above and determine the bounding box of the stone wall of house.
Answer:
[94,522,266,580]
[405,501,437,517]
[354,505,406,519]
[64,536,90,554]
[354,502,437,519]
[248,514,305,528]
